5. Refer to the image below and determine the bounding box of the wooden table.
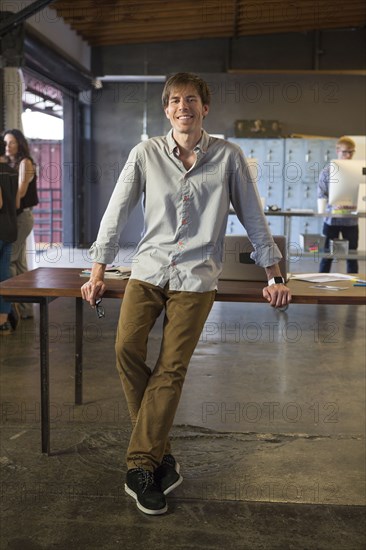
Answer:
[1,267,365,454]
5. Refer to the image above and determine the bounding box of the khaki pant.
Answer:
[115,278,216,471]
[10,210,34,317]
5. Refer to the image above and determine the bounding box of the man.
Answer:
[318,136,358,273]
[81,72,291,515]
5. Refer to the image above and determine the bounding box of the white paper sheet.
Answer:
[290,273,366,283]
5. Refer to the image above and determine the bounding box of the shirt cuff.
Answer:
[250,242,283,268]
[88,242,119,265]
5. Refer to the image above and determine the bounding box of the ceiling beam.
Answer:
[25,85,63,106]
[0,0,57,37]
[23,102,63,119]
[49,0,366,47]
[228,69,366,75]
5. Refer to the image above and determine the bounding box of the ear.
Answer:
[164,107,170,119]
[202,104,209,118]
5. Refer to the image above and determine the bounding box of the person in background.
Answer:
[0,138,20,334]
[318,136,358,273]
[81,73,291,516]
[3,129,39,318]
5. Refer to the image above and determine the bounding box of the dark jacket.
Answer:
[0,163,18,243]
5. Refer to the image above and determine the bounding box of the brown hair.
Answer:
[3,128,34,170]
[162,72,211,108]
[336,136,356,150]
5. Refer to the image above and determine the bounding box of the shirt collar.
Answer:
[167,128,210,155]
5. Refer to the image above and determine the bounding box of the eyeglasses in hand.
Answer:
[95,298,105,319]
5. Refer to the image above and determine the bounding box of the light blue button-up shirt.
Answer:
[89,129,282,292]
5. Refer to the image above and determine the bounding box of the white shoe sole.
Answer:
[162,461,184,495]
[124,484,168,515]
[163,474,183,495]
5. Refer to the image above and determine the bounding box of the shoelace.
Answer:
[162,454,175,467]
[137,468,155,493]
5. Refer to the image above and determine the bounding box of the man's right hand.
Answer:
[80,263,107,306]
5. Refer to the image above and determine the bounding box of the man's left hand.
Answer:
[263,283,292,308]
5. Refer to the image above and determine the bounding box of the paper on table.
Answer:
[290,273,363,283]
[80,265,132,279]
[310,284,348,291]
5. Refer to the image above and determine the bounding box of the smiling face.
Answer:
[164,84,209,139]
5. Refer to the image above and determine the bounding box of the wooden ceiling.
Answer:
[51,0,366,47]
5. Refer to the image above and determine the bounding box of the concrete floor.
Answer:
[0,250,365,549]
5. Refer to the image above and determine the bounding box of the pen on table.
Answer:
[353,283,366,287]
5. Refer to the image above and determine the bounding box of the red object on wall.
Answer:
[29,140,63,244]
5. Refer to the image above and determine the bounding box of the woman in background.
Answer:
[3,129,38,319]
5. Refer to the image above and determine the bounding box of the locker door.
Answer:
[227,138,265,234]
[283,139,306,245]
[262,139,285,235]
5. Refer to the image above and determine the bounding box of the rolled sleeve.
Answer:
[250,241,282,268]
[88,242,120,265]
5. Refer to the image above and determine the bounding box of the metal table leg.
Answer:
[75,297,83,405]
[39,298,50,454]
[284,216,291,274]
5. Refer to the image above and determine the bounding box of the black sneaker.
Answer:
[155,454,183,495]
[125,468,167,515]
[8,304,20,331]
[0,321,12,335]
